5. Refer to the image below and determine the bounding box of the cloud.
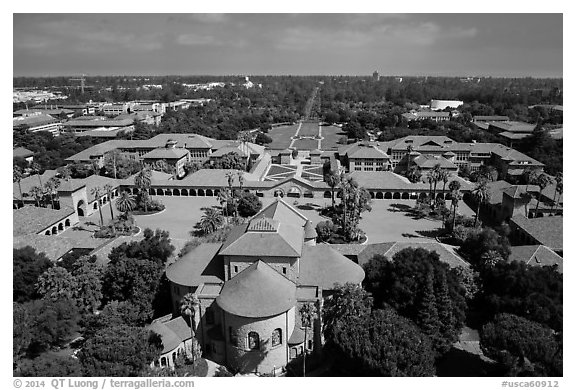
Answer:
[176,33,220,46]
[275,27,373,51]
[169,14,229,24]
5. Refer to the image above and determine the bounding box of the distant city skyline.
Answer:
[13,14,563,78]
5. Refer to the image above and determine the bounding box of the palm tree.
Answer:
[440,169,451,195]
[180,293,200,365]
[56,166,71,181]
[115,191,137,214]
[551,172,563,215]
[13,166,24,206]
[430,163,442,205]
[134,166,152,212]
[103,184,115,221]
[29,185,43,207]
[44,177,60,209]
[406,166,422,183]
[471,179,491,227]
[90,159,100,176]
[91,186,105,227]
[217,188,232,224]
[199,207,224,234]
[324,169,340,208]
[448,180,462,230]
[31,162,44,188]
[237,171,244,192]
[534,173,553,217]
[225,171,237,217]
[406,145,414,171]
[299,302,318,377]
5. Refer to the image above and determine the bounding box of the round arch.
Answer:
[58,223,63,231]
[51,226,58,235]
[402,192,409,199]
[173,189,180,196]
[323,191,331,199]
[77,200,86,217]
[157,188,164,196]
[181,189,188,196]
[393,192,401,199]
[198,189,205,196]
[65,219,71,227]
[384,192,392,199]
[287,186,302,198]
[206,189,214,197]
[190,189,197,196]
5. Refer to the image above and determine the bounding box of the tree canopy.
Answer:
[14,246,53,303]
[79,325,163,377]
[363,248,467,353]
[480,313,562,377]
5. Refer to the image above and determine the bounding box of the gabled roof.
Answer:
[508,245,563,273]
[219,219,303,257]
[13,206,75,235]
[489,121,535,133]
[355,242,469,269]
[298,244,365,289]
[13,114,59,128]
[510,216,563,251]
[13,147,34,159]
[413,154,457,169]
[13,234,108,262]
[345,143,389,159]
[216,260,296,318]
[142,147,189,160]
[149,316,190,353]
[166,243,224,287]
[252,198,309,228]
[147,133,214,149]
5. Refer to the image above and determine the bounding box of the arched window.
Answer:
[248,331,260,350]
[160,357,167,367]
[272,328,282,347]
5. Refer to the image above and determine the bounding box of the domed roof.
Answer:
[304,220,317,239]
[216,261,296,318]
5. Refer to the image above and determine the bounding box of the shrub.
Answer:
[316,220,335,242]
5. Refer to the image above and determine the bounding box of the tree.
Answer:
[102,254,164,321]
[363,248,467,353]
[13,302,32,366]
[299,302,318,377]
[255,132,273,145]
[324,169,340,208]
[480,314,561,376]
[18,354,83,377]
[322,283,373,341]
[29,185,44,207]
[30,162,44,188]
[406,166,422,183]
[478,261,562,331]
[103,184,115,221]
[79,325,163,376]
[237,192,262,217]
[337,173,372,241]
[439,169,451,194]
[343,120,367,140]
[460,227,511,267]
[26,298,81,353]
[134,166,152,212]
[225,171,237,217]
[36,266,78,302]
[534,173,553,217]
[115,191,137,214]
[471,178,491,226]
[429,163,442,206]
[448,180,462,230]
[329,308,436,376]
[14,246,53,303]
[71,255,104,314]
[199,207,224,235]
[44,176,60,209]
[91,186,105,226]
[217,188,233,223]
[315,220,335,242]
[81,301,143,339]
[551,172,562,215]
[13,165,24,206]
[180,293,200,365]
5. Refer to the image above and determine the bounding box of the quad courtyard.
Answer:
[131,197,474,254]
[266,122,345,151]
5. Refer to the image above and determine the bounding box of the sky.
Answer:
[13,13,563,77]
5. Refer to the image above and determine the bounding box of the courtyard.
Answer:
[131,196,448,254]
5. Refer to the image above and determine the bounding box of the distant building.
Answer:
[402,111,451,122]
[372,70,380,81]
[430,99,464,110]
[486,121,536,145]
[13,114,61,136]
[472,115,510,123]
[13,108,74,120]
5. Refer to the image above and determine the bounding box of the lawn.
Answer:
[292,138,320,150]
[133,197,444,253]
[320,125,347,151]
[298,121,319,137]
[267,124,300,150]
